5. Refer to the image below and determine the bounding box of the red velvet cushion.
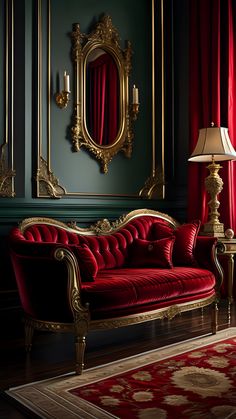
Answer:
[129,237,175,268]
[82,267,216,319]
[73,244,98,281]
[173,221,200,266]
[149,220,174,239]
[151,221,200,266]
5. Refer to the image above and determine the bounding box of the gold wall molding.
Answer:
[36,0,64,198]
[139,166,165,199]
[139,0,165,199]
[0,145,15,197]
[35,0,164,198]
[36,157,65,198]
[0,0,15,197]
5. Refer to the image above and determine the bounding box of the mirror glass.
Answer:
[86,48,120,146]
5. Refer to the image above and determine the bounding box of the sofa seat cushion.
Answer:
[81,267,216,319]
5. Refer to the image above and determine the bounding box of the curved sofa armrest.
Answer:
[54,246,89,316]
[9,239,88,322]
[195,236,223,294]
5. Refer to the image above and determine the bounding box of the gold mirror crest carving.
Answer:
[70,15,137,173]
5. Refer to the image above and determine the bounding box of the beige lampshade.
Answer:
[188,126,236,162]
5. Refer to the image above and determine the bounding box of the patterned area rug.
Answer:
[6,328,236,419]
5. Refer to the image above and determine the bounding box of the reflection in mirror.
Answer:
[70,15,138,173]
[86,49,120,145]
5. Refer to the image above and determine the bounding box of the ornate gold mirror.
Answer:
[70,15,139,173]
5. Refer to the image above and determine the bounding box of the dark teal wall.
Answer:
[48,0,152,196]
[0,0,189,301]
[0,0,189,220]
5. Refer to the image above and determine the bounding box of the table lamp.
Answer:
[188,123,236,237]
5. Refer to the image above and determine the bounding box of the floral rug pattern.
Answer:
[69,338,236,418]
[6,328,236,419]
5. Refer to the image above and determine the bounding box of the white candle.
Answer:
[132,85,139,104]
[64,71,70,92]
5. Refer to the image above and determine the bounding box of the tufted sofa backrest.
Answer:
[11,215,176,270]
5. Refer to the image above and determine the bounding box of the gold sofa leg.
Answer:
[75,335,86,375]
[74,317,89,375]
[211,300,218,334]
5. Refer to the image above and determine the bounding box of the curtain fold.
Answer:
[89,53,118,145]
[188,0,236,296]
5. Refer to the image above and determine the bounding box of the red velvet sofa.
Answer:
[9,209,223,374]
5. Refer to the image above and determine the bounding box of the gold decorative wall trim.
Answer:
[35,0,65,198]
[139,166,165,199]
[0,0,15,197]
[36,156,66,198]
[35,0,164,198]
[139,0,165,199]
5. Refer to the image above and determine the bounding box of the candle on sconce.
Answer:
[64,71,70,92]
[132,85,139,104]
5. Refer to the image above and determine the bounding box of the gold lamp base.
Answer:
[201,158,225,238]
[201,221,225,237]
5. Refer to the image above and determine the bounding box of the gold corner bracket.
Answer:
[139,168,165,200]
[0,145,15,198]
[36,157,66,198]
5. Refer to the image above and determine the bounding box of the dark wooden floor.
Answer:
[0,300,235,418]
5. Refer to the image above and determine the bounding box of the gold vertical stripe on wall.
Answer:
[139,0,165,199]
[151,0,155,176]
[0,0,15,197]
[5,0,9,146]
[161,0,165,183]
[38,0,42,159]
[36,0,66,197]
[47,0,51,171]
[10,0,14,176]
[152,0,165,178]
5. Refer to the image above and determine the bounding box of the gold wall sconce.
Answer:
[55,71,70,109]
[131,84,139,120]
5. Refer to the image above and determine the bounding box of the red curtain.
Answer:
[188,0,236,233]
[188,0,236,297]
[89,53,118,145]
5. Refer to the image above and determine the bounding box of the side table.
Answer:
[216,238,236,309]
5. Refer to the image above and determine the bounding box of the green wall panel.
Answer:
[47,0,152,196]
